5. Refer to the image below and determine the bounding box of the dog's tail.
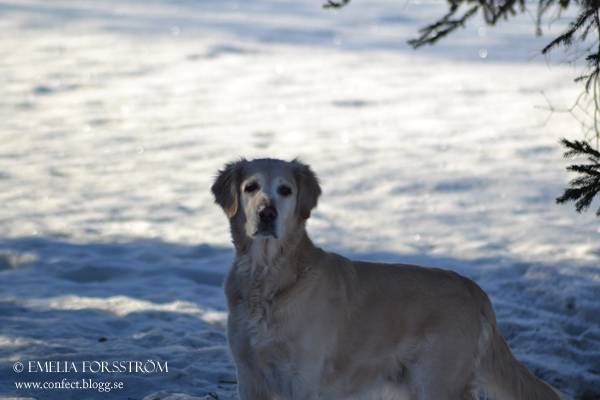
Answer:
[476,290,563,400]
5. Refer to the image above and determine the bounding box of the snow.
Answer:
[0,0,599,399]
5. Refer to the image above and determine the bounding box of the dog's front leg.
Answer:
[234,361,273,400]
[234,348,324,400]
[229,337,274,400]
[288,376,321,400]
[231,334,323,400]
[228,321,274,400]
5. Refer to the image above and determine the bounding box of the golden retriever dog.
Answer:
[211,157,562,400]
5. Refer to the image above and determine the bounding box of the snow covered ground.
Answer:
[1,0,599,399]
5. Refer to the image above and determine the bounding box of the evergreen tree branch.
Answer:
[559,138,600,159]
[323,0,351,9]
[556,138,600,215]
[408,4,479,48]
[541,8,595,55]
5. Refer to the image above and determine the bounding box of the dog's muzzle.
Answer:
[259,205,277,223]
[255,205,278,237]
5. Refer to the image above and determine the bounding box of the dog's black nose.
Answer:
[259,206,277,223]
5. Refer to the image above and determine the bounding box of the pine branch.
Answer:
[556,138,600,216]
[408,5,479,48]
[536,0,557,35]
[408,0,576,49]
[559,138,600,159]
[541,8,595,55]
[323,0,351,9]
[490,0,524,23]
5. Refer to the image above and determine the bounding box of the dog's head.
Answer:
[211,158,321,241]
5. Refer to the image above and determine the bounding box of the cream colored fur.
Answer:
[211,157,563,400]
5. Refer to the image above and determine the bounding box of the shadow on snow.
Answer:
[0,236,599,397]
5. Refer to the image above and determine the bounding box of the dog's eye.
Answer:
[278,186,292,197]
[244,183,259,193]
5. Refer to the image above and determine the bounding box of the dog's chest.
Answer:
[233,256,300,358]
[234,258,277,323]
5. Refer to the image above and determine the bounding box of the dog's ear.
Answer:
[211,159,247,218]
[292,158,321,219]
